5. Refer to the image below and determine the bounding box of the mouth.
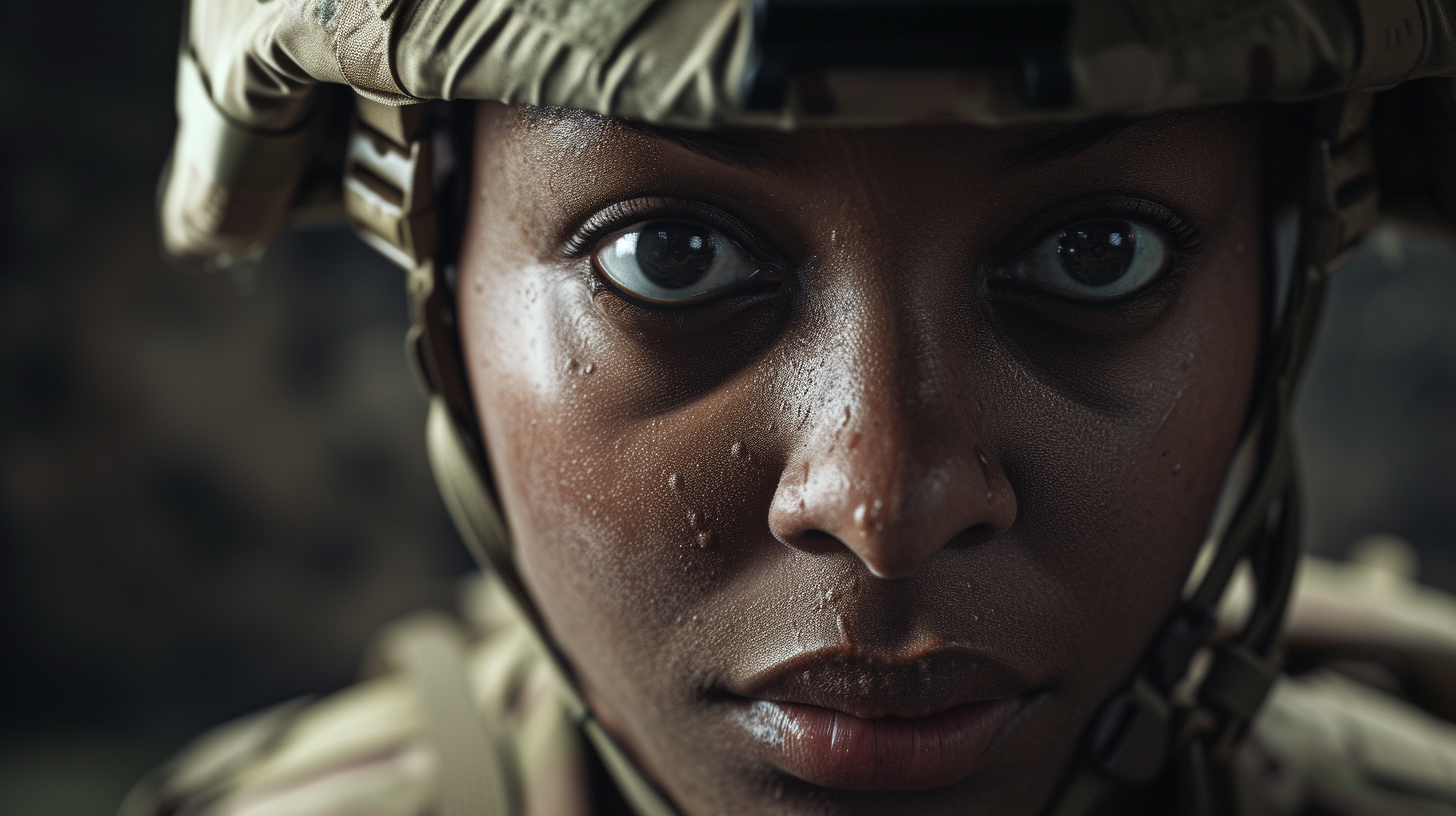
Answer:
[722,645,1042,791]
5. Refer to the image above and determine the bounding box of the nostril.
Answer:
[946,523,1001,549]
[784,528,843,555]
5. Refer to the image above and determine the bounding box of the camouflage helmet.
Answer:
[163,0,1456,261]
[159,2,1456,814]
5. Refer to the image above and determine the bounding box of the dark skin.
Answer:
[458,102,1263,814]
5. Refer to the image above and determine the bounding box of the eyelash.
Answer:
[1114,198,1202,256]
[1001,197,1203,262]
[561,197,772,261]
[985,196,1205,301]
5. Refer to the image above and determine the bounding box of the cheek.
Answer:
[459,254,754,681]
[990,220,1263,681]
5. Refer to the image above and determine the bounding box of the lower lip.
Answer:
[730,695,1027,791]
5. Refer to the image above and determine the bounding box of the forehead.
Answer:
[475,104,1263,259]
[492,104,1259,176]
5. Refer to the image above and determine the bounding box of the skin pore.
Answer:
[457,103,1264,814]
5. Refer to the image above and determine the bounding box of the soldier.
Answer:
[128,1,1456,814]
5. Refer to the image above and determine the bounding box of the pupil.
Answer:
[636,221,716,289]
[1056,220,1136,287]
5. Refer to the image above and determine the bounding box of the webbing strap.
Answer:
[1042,91,1379,816]
[426,395,683,816]
[581,720,682,816]
[384,611,514,816]
[360,97,680,815]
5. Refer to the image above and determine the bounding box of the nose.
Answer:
[766,326,1016,580]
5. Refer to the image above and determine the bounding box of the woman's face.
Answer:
[458,103,1263,815]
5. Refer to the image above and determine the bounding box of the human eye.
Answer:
[593,220,762,305]
[1007,219,1171,301]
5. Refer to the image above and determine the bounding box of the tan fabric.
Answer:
[1218,537,1456,723]
[120,573,593,816]
[160,51,326,261]
[1237,671,1456,815]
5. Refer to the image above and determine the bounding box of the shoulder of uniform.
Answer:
[1221,542,1456,723]
[119,671,436,816]
[1284,541,1456,662]
[1236,669,1456,816]
[119,573,579,816]
[1285,544,1456,725]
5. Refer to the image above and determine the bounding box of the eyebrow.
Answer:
[1003,117,1138,169]
[515,105,793,172]
[517,104,1137,173]
[612,119,795,173]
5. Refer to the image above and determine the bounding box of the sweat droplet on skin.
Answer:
[976,447,997,504]
[695,530,715,548]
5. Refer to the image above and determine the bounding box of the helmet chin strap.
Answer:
[343,96,684,815]
[1044,92,1379,816]
[425,391,682,816]
[344,92,1377,816]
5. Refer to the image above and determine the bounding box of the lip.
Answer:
[724,645,1040,791]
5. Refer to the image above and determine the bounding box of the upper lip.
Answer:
[727,643,1039,719]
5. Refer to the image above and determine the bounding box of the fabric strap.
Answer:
[382,611,514,816]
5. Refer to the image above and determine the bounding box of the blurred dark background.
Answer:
[0,4,471,813]
[1,3,1454,814]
